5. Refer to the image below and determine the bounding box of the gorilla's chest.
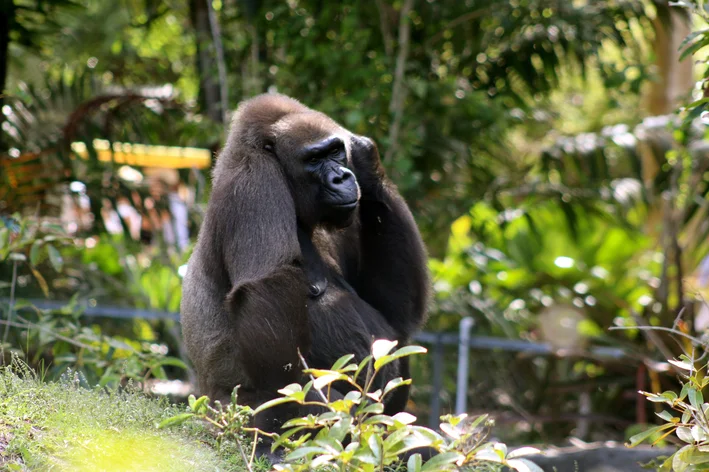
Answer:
[299,228,357,303]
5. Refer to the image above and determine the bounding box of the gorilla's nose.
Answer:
[328,166,355,187]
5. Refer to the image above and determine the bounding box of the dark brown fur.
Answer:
[180,93,429,445]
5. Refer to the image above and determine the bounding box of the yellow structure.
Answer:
[70,139,212,169]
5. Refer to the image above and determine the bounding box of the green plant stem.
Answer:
[249,429,258,464]
[235,436,254,472]
[297,349,331,404]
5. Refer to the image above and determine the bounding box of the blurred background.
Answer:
[1,0,706,448]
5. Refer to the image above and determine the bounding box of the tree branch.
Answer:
[206,0,229,123]
[375,0,393,58]
[384,0,414,166]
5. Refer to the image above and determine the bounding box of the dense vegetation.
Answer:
[3,0,709,465]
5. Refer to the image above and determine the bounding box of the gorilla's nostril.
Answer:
[330,167,353,186]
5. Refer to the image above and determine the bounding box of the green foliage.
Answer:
[1,296,187,387]
[0,359,251,471]
[0,216,185,387]
[629,353,709,471]
[625,5,709,470]
[162,339,543,472]
[430,200,653,336]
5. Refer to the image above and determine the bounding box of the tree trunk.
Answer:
[0,0,14,152]
[206,0,229,123]
[383,0,414,166]
[189,0,223,123]
[647,10,693,116]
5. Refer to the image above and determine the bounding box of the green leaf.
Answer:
[313,373,346,390]
[407,453,423,472]
[352,448,379,465]
[388,434,436,456]
[669,359,694,372]
[392,412,417,425]
[152,357,188,370]
[679,383,690,400]
[372,339,398,360]
[508,447,542,459]
[628,423,675,447]
[421,452,462,471]
[677,426,694,443]
[331,354,355,371]
[29,240,43,265]
[383,427,411,449]
[679,29,709,53]
[507,458,544,472]
[679,36,709,61]
[284,446,328,461]
[253,396,297,414]
[278,383,303,395]
[358,402,384,416]
[374,345,428,371]
[354,356,371,383]
[47,244,63,272]
[273,427,311,451]
[328,417,352,442]
[382,377,412,398]
[368,434,382,462]
[363,414,395,426]
[157,413,194,428]
[643,392,671,403]
[656,410,676,422]
[690,389,704,410]
[190,396,209,413]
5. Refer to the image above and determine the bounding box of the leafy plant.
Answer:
[628,352,709,471]
[161,339,542,472]
[0,215,186,387]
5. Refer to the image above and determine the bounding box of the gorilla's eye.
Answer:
[263,142,274,153]
[308,156,319,165]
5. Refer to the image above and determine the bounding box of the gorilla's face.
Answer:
[266,115,361,229]
[300,135,360,227]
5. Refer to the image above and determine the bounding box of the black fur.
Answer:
[181,93,429,443]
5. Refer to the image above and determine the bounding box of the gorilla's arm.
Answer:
[211,157,311,395]
[350,138,430,340]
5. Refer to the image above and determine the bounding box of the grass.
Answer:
[0,361,269,471]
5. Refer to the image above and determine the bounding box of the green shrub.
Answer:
[162,339,542,472]
[629,352,709,471]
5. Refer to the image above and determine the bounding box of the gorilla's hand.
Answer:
[350,135,385,198]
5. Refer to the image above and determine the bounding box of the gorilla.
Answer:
[180,93,429,447]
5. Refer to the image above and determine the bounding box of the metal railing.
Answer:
[3,298,628,429]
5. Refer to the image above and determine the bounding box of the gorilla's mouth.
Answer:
[331,200,358,209]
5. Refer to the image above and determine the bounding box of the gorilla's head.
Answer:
[226,94,362,230]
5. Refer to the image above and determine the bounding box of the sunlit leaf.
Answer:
[420,452,463,471]
[253,396,297,414]
[407,453,422,472]
[47,244,63,272]
[157,413,194,428]
[507,458,544,472]
[372,339,398,360]
[508,447,542,459]
[374,345,427,371]
[628,423,675,447]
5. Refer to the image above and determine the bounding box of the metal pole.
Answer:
[428,332,444,428]
[455,317,474,415]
